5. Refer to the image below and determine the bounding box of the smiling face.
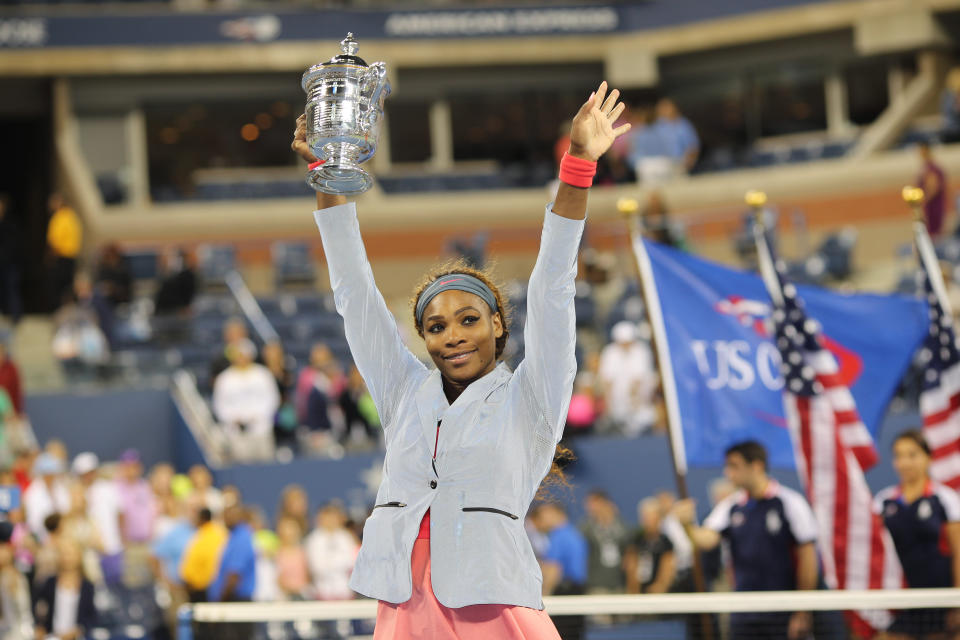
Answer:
[421,289,503,388]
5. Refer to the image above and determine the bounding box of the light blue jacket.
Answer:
[313,202,583,609]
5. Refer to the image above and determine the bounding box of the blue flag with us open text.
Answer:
[643,240,929,469]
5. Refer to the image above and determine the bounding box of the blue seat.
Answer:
[196,245,236,288]
[273,241,316,289]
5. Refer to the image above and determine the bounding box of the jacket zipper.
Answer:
[462,507,519,520]
[432,420,440,477]
[373,501,406,508]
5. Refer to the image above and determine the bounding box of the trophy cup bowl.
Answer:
[302,33,391,195]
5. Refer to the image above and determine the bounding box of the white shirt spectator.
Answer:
[24,478,70,541]
[305,527,358,600]
[213,362,279,436]
[598,322,658,436]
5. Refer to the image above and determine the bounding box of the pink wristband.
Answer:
[308,159,326,171]
[558,152,597,188]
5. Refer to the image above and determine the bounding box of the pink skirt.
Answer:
[373,538,562,640]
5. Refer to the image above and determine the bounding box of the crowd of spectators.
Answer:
[0,437,368,639]
[207,319,380,463]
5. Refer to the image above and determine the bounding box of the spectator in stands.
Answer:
[339,364,380,444]
[655,98,700,173]
[874,429,960,635]
[674,440,818,639]
[597,321,658,436]
[306,501,358,601]
[150,496,196,634]
[51,275,112,380]
[33,514,63,591]
[565,372,599,437]
[0,386,14,468]
[916,142,948,237]
[212,338,280,462]
[276,485,310,536]
[623,497,675,594]
[250,508,280,603]
[116,449,156,545]
[0,194,22,325]
[625,106,675,187]
[209,317,254,384]
[579,249,628,334]
[0,337,24,420]
[274,516,309,600]
[149,462,175,505]
[72,453,123,586]
[530,501,588,640]
[655,490,694,591]
[45,194,82,311]
[154,248,197,315]
[941,67,960,144]
[262,340,298,452]
[207,504,256,638]
[33,539,97,640]
[71,272,115,349]
[295,342,347,448]
[188,465,223,517]
[94,243,132,309]
[0,520,33,640]
[579,490,628,597]
[641,191,686,250]
[180,507,226,603]
[24,453,70,541]
[61,484,103,585]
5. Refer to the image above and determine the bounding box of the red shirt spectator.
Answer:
[917,143,949,236]
[0,341,23,415]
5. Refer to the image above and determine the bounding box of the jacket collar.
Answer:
[415,362,511,458]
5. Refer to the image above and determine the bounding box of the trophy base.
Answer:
[306,160,373,196]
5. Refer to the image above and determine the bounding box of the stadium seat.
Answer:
[272,241,316,289]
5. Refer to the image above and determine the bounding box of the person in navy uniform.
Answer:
[874,429,960,638]
[675,440,818,640]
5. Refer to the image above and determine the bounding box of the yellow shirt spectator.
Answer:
[180,519,228,591]
[47,206,82,259]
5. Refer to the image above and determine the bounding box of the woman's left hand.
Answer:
[568,81,631,162]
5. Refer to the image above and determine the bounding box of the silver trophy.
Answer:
[301,33,391,195]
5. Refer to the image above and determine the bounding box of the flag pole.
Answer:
[617,196,689,488]
[906,186,954,319]
[620,198,716,640]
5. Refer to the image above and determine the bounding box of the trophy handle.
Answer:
[361,62,391,131]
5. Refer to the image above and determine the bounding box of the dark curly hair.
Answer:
[410,258,512,358]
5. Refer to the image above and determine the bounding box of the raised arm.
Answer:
[520,82,630,441]
[293,117,426,425]
[551,82,630,221]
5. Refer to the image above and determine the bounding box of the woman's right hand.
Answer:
[293,114,347,209]
[292,114,318,163]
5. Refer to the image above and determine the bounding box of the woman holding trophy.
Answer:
[293,55,630,637]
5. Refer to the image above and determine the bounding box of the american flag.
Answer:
[755,228,901,634]
[915,228,960,490]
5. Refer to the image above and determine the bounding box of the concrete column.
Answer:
[824,71,851,137]
[125,108,151,209]
[888,64,907,106]
[429,99,453,172]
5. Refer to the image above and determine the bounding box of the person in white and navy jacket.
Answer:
[292,82,631,640]
[874,429,960,637]
[674,440,820,640]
